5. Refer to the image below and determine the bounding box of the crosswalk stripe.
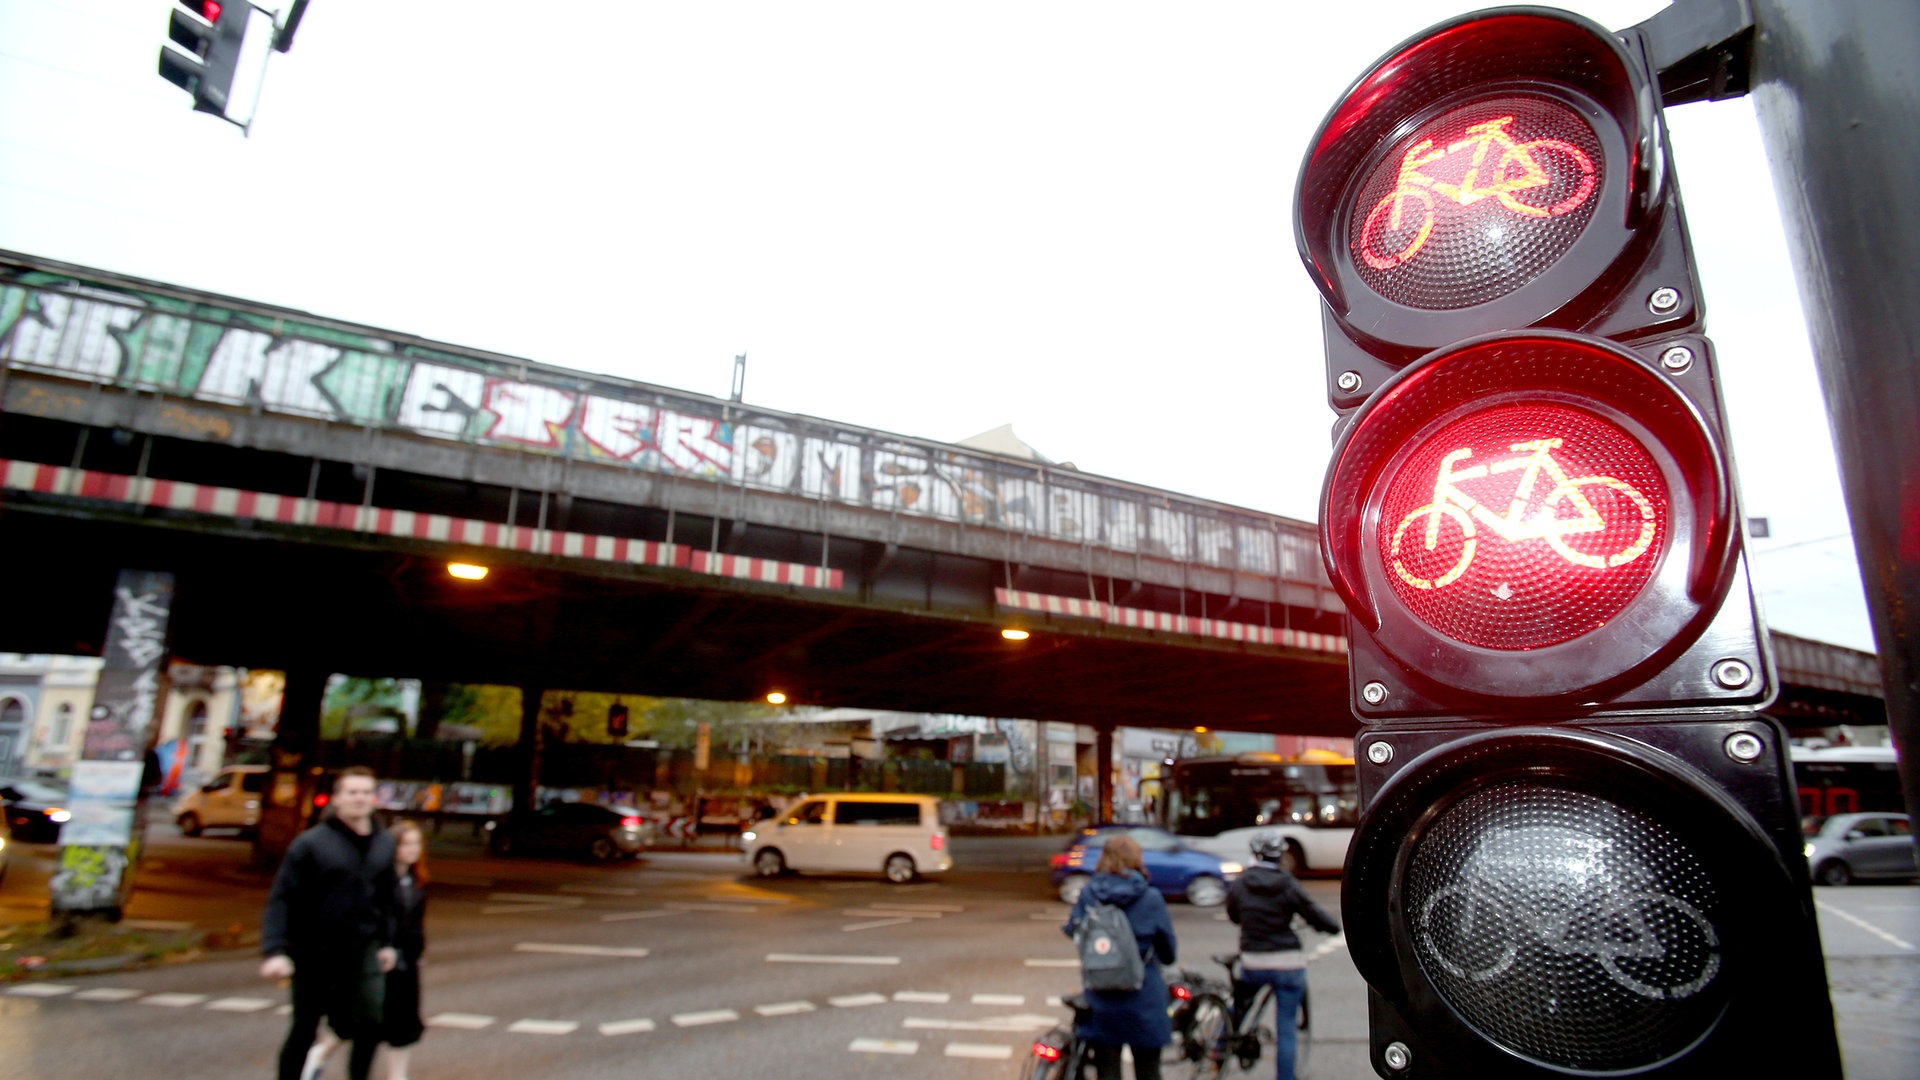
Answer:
[206,997,275,1012]
[947,1043,1015,1059]
[515,943,650,958]
[426,1013,496,1029]
[141,993,209,1007]
[849,1038,919,1055]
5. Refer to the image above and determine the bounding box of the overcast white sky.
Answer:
[0,0,1876,652]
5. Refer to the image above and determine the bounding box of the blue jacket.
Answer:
[1062,871,1177,1046]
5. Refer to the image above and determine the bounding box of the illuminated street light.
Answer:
[447,562,488,581]
[765,691,788,705]
[1000,628,1030,641]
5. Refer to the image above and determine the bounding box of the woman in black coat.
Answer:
[1062,834,1178,1080]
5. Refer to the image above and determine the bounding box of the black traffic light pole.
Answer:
[1646,0,1920,828]
[1743,0,1920,830]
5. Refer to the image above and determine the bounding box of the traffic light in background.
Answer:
[158,1,248,118]
[607,703,630,739]
[1295,8,1840,1079]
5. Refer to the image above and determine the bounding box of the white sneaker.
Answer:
[301,1046,326,1080]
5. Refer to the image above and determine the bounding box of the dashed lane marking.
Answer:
[664,902,764,914]
[6,984,76,997]
[842,908,943,919]
[892,991,950,1004]
[829,993,890,1008]
[489,893,586,905]
[140,993,209,1007]
[74,988,142,1002]
[1024,959,1077,968]
[865,903,964,912]
[754,1000,816,1016]
[484,904,581,916]
[561,885,640,897]
[767,953,900,965]
[508,1019,580,1035]
[671,1009,740,1027]
[514,943,650,958]
[599,1018,657,1036]
[971,993,1025,1006]
[427,1013,496,1030]
[206,997,275,1012]
[843,918,915,932]
[849,1038,920,1055]
[601,910,683,922]
[947,1043,1015,1059]
[905,1015,1056,1032]
[121,919,194,932]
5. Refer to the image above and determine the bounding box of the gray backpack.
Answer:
[1075,901,1146,992]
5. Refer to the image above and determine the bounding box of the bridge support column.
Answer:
[512,686,545,823]
[1094,724,1114,824]
[256,666,327,865]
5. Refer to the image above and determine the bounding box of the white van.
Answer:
[743,793,951,883]
[174,765,268,836]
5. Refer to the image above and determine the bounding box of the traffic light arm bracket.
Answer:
[1629,0,1755,106]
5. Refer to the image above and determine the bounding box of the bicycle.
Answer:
[1359,113,1597,271]
[1389,437,1656,591]
[1022,983,1216,1080]
[1167,953,1312,1079]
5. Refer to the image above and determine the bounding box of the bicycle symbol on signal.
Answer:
[1360,115,1597,271]
[1389,438,1657,591]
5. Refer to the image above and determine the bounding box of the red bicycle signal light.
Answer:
[1322,331,1746,710]
[1296,9,1683,366]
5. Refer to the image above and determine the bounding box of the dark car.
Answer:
[485,801,656,861]
[0,779,72,843]
[1804,812,1918,886]
[1049,824,1244,907]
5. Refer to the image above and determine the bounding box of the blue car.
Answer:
[1050,824,1243,907]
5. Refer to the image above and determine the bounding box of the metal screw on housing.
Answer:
[1361,681,1389,706]
[1648,286,1682,313]
[1660,345,1694,373]
[1725,731,1765,763]
[1384,1042,1413,1071]
[1366,741,1394,765]
[1711,658,1754,689]
[1336,370,1363,393]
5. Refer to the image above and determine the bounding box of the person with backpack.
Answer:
[1062,833,1178,1080]
[1226,833,1342,1080]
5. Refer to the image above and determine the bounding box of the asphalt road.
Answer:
[0,826,1914,1079]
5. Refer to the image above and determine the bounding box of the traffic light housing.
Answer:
[158,1,248,118]
[1295,8,1840,1078]
[607,703,630,739]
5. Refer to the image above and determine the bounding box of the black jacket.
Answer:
[261,816,398,958]
[1226,862,1341,953]
[393,872,427,966]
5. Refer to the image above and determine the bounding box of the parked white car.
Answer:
[174,765,268,836]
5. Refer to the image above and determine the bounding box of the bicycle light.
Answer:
[1302,7,1838,1079]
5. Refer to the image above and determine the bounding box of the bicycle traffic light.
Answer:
[1295,8,1840,1079]
[607,703,630,739]
[158,1,248,118]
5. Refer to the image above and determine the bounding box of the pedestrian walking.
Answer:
[302,818,429,1080]
[1062,834,1178,1080]
[259,766,399,1080]
[1225,833,1341,1080]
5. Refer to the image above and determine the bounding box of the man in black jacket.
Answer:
[259,766,398,1080]
[1225,833,1341,1080]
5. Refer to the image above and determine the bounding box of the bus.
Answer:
[1162,751,1359,874]
[1791,744,1906,823]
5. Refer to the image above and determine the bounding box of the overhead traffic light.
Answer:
[158,0,248,118]
[607,703,630,739]
[1295,8,1840,1078]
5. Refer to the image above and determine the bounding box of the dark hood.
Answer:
[1237,862,1297,897]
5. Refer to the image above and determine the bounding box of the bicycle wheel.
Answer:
[1389,502,1476,591]
[1167,993,1231,1080]
[1020,1028,1074,1080]
[1358,187,1436,270]
[1494,137,1597,218]
[1542,475,1657,571]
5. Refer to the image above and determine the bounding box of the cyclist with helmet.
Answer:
[1225,833,1341,1080]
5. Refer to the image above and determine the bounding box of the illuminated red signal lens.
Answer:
[1376,402,1666,650]
[1350,95,1603,310]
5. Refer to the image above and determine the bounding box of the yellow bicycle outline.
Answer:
[1389,438,1657,591]
[1359,115,1598,272]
